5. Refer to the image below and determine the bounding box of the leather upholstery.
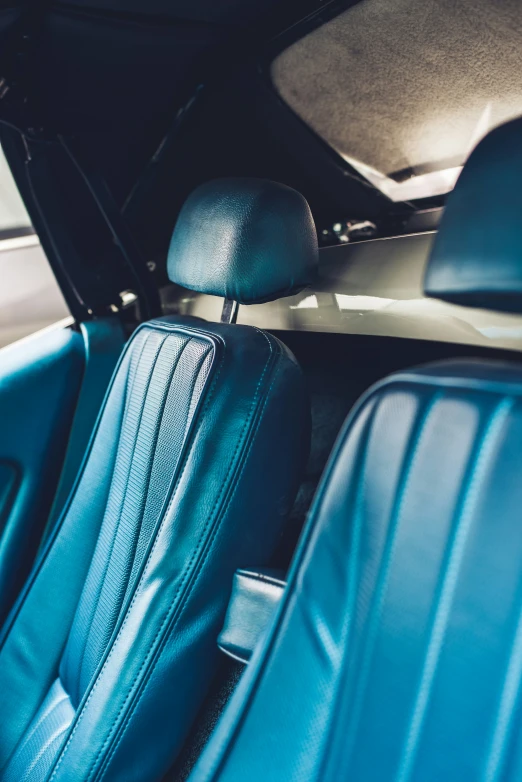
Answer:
[190,358,522,782]
[425,116,522,312]
[0,314,309,781]
[0,326,84,626]
[167,179,318,304]
[45,316,126,532]
[218,569,286,664]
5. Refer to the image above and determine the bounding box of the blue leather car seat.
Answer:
[0,178,315,782]
[189,118,522,782]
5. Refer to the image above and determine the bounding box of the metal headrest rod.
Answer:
[221,299,239,324]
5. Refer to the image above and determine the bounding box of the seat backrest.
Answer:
[0,179,317,782]
[189,118,522,782]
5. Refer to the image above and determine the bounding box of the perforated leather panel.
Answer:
[4,326,214,779]
[3,680,74,782]
[0,315,309,782]
[61,329,213,704]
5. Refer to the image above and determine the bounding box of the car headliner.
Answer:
[272,0,522,182]
[2,0,515,318]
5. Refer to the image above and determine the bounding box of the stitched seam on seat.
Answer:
[6,692,69,772]
[84,357,256,782]
[78,334,196,690]
[147,321,226,340]
[95,343,285,781]
[308,394,434,780]
[108,336,195,630]
[0,328,146,655]
[49,328,278,782]
[197,375,522,779]
[75,331,168,703]
[181,349,213,443]
[360,369,522,400]
[88,341,279,782]
[325,392,441,775]
[20,723,71,782]
[59,328,151,697]
[46,337,229,782]
[395,396,515,782]
[201,392,384,779]
[0,324,219,655]
[121,340,212,609]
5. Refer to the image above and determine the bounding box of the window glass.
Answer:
[174,232,522,354]
[0,147,70,349]
[0,148,31,235]
[271,0,522,202]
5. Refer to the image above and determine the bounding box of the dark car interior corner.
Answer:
[0,0,522,780]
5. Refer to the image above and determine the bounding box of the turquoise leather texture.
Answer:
[218,569,286,664]
[45,316,126,532]
[0,326,84,625]
[0,314,309,782]
[191,358,522,782]
[3,679,74,782]
[425,116,522,312]
[167,179,318,304]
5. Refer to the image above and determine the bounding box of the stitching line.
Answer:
[90,335,279,780]
[48,330,230,780]
[0,327,145,655]
[59,327,151,698]
[115,336,197,614]
[96,341,283,780]
[75,331,168,703]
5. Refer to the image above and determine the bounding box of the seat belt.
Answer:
[218,568,287,664]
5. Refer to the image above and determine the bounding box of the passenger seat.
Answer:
[189,118,522,781]
[0,179,315,781]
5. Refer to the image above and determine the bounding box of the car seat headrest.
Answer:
[167,178,318,305]
[424,116,522,313]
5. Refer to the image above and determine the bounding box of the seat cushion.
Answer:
[0,315,309,782]
[190,358,522,782]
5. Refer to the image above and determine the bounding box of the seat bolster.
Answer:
[37,316,309,782]
[0,326,85,625]
[0,340,134,771]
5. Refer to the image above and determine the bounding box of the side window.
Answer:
[0,147,70,349]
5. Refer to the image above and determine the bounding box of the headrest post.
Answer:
[221,299,239,324]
